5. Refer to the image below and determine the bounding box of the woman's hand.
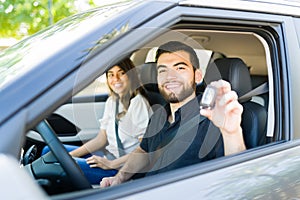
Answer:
[86,155,115,170]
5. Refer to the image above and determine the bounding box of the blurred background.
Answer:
[0,0,128,50]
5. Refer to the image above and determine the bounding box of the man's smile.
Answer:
[163,82,182,91]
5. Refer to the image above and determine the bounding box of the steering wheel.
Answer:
[22,145,38,165]
[35,120,92,190]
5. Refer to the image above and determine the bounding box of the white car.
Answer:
[1,0,300,199]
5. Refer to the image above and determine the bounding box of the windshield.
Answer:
[0,1,134,88]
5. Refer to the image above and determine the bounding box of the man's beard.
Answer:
[159,81,196,103]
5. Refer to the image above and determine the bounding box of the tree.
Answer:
[0,0,95,39]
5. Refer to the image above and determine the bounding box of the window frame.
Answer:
[82,5,288,197]
[41,5,292,199]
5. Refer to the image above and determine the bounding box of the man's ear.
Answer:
[194,69,203,84]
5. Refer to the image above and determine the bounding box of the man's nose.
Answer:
[165,68,177,79]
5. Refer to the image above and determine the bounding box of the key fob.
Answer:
[200,85,217,110]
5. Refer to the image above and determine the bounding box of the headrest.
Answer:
[137,62,158,92]
[204,58,252,102]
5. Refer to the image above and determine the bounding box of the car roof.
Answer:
[180,0,300,17]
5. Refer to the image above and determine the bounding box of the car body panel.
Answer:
[1,0,300,199]
[54,142,300,199]
[180,0,300,17]
[0,108,27,156]
[125,144,300,200]
[0,155,48,199]
[283,17,300,139]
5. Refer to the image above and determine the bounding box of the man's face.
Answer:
[157,51,196,103]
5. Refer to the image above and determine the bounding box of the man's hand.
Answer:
[200,80,243,134]
[200,80,246,155]
[86,155,114,170]
[100,175,122,188]
[99,147,149,187]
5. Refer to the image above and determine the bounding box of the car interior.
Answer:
[21,25,274,195]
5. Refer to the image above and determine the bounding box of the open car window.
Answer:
[19,3,288,198]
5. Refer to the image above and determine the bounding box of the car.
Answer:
[1,0,300,199]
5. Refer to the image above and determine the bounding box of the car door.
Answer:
[55,1,300,199]
[26,76,109,146]
[3,0,300,199]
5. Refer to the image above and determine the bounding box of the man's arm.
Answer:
[220,126,245,155]
[200,80,246,155]
[100,146,150,187]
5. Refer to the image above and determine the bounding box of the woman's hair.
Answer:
[106,58,146,119]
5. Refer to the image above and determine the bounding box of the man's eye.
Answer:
[158,69,166,73]
[177,66,185,70]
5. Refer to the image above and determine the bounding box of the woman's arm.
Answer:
[86,153,130,170]
[69,129,108,157]
[86,94,151,169]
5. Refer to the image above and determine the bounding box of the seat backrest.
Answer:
[251,75,269,109]
[204,58,267,148]
[137,62,166,107]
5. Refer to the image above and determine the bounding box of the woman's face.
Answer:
[107,65,130,97]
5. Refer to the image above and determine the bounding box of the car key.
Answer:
[200,85,218,110]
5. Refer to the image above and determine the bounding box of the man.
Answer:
[100,41,246,187]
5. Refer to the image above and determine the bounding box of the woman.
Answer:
[42,58,151,184]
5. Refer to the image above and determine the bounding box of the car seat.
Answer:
[251,74,269,109]
[203,58,267,149]
[137,62,166,107]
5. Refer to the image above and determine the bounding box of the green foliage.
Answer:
[0,0,94,39]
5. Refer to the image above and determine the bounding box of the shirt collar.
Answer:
[173,94,202,123]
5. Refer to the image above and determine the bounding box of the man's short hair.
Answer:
[155,41,199,69]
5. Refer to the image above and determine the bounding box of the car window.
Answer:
[75,74,109,97]
[19,5,286,198]
[127,24,276,152]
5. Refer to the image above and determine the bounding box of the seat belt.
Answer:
[151,82,269,167]
[115,98,126,157]
[238,82,269,102]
